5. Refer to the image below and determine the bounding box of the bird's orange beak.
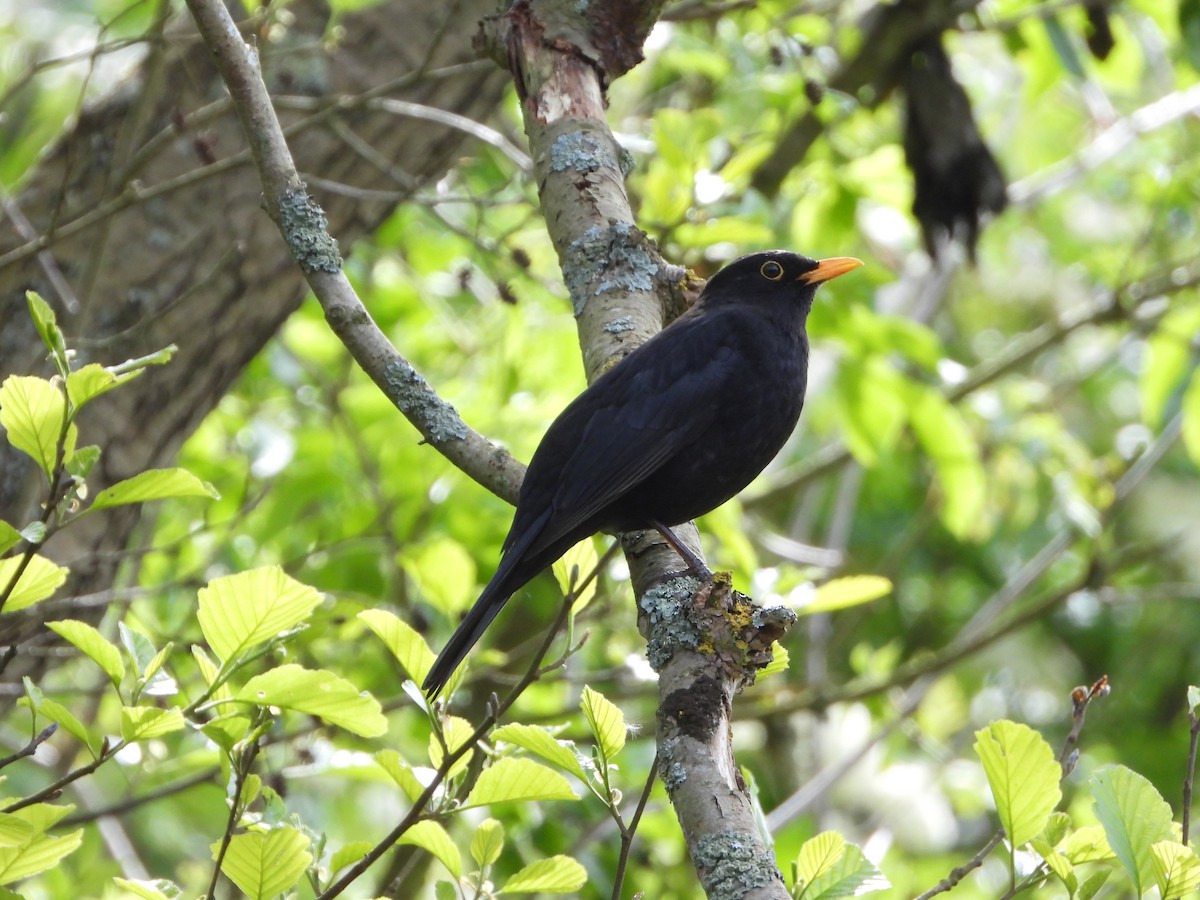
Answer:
[797,256,864,285]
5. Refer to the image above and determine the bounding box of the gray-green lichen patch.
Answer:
[549,130,617,173]
[384,360,468,444]
[564,223,661,316]
[657,737,687,790]
[693,831,782,897]
[278,188,342,274]
[603,315,635,333]
[638,575,703,671]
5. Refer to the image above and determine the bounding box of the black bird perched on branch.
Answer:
[423,250,863,696]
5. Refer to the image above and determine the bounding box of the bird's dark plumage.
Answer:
[423,250,862,695]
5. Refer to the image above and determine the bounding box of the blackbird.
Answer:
[423,250,863,696]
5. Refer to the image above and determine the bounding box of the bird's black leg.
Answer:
[648,519,714,582]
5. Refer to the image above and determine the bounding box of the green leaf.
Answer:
[1182,368,1200,469]
[23,678,94,752]
[756,642,789,679]
[215,827,312,900]
[0,803,83,887]
[552,536,599,611]
[834,356,908,467]
[1044,15,1085,79]
[64,364,139,411]
[973,720,1062,847]
[91,468,218,510]
[1063,824,1115,864]
[397,820,461,878]
[1140,301,1200,426]
[25,292,68,375]
[1183,0,1200,73]
[803,843,890,898]
[1152,841,1200,899]
[65,444,99,479]
[45,620,124,688]
[111,877,181,899]
[580,686,625,762]
[1090,765,1173,895]
[357,608,435,684]
[402,537,476,616]
[428,715,475,779]
[0,816,34,849]
[464,758,577,808]
[492,723,587,780]
[120,706,185,741]
[0,554,68,612]
[118,623,159,675]
[1189,685,1200,715]
[470,818,504,867]
[0,522,21,556]
[1076,868,1110,900]
[795,831,845,885]
[1040,811,1072,847]
[909,387,987,541]
[376,750,428,802]
[499,855,587,893]
[802,575,892,615]
[237,665,387,737]
[328,841,373,877]
[197,566,323,663]
[0,376,72,479]
[1031,838,1076,896]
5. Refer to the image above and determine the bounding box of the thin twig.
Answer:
[59,766,220,827]
[0,723,58,771]
[612,753,658,900]
[2,740,121,814]
[206,736,262,900]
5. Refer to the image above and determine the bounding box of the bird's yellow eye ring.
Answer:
[760,260,784,281]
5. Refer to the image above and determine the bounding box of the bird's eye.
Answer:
[760,261,784,281]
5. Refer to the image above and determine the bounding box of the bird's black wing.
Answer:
[519,311,740,558]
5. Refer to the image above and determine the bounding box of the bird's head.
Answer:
[698,250,863,309]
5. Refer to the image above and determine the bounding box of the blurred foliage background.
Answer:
[3,0,1200,896]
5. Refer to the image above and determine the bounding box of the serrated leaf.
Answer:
[111,877,181,899]
[580,686,625,762]
[238,665,386,737]
[197,566,323,663]
[397,820,461,878]
[1063,824,1114,864]
[357,608,435,684]
[376,750,429,803]
[795,831,846,885]
[1031,838,1076,895]
[92,468,218,510]
[973,720,1061,846]
[500,854,587,893]
[1090,765,1173,894]
[803,843,890,898]
[120,706,185,741]
[756,642,789,679]
[0,811,83,886]
[214,827,311,900]
[0,554,68,612]
[0,815,34,849]
[1152,840,1200,899]
[1040,811,1072,847]
[45,620,124,688]
[464,758,577,808]
[492,723,586,780]
[328,841,372,876]
[803,576,892,615]
[552,536,599,611]
[471,818,504,867]
[64,364,140,410]
[0,375,71,479]
[22,678,93,752]
[429,715,475,779]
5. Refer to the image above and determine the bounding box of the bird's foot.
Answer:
[646,520,714,583]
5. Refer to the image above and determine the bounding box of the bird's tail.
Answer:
[422,517,554,698]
